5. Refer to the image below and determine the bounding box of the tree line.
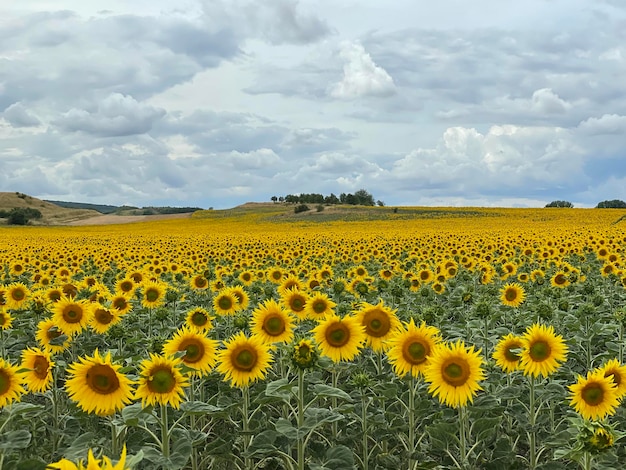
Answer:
[272,189,382,206]
[546,199,626,208]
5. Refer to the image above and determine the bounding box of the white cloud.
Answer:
[3,102,41,127]
[578,114,626,135]
[330,41,396,99]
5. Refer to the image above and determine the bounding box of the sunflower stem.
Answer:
[110,416,118,457]
[297,368,305,470]
[242,386,252,469]
[528,375,537,470]
[361,391,369,470]
[189,375,198,470]
[408,375,416,470]
[458,405,468,469]
[51,367,60,454]
[160,403,170,458]
[619,322,624,364]
[331,368,339,440]
[582,451,592,470]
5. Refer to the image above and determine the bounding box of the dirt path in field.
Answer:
[68,212,194,226]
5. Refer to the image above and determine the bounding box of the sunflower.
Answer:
[36,318,72,354]
[492,333,523,373]
[267,267,285,284]
[519,323,568,378]
[140,281,167,309]
[213,289,238,316]
[290,338,319,370]
[216,332,274,388]
[163,327,219,377]
[386,319,441,378]
[65,350,134,416]
[569,370,620,421]
[52,295,93,336]
[190,274,209,290]
[280,289,310,321]
[550,271,570,288]
[135,354,189,409]
[278,275,304,295]
[45,287,63,303]
[312,313,365,363]
[5,282,30,310]
[185,307,213,332]
[0,358,26,408]
[0,308,14,330]
[250,299,295,344]
[500,283,525,308]
[304,292,336,320]
[424,340,485,408]
[417,269,434,284]
[110,293,133,315]
[9,261,26,277]
[20,347,54,393]
[90,306,122,334]
[229,286,250,311]
[354,300,402,352]
[597,359,626,399]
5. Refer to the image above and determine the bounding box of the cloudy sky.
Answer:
[1,0,625,209]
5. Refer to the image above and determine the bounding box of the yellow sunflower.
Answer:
[185,307,213,332]
[0,358,26,408]
[500,283,525,308]
[492,333,523,373]
[110,293,133,316]
[229,286,250,311]
[250,299,295,344]
[354,300,402,352]
[90,306,122,334]
[519,323,568,378]
[569,370,620,421]
[280,289,310,321]
[424,340,485,408]
[20,347,54,393]
[52,295,93,336]
[115,277,137,296]
[163,327,219,377]
[0,308,14,330]
[190,274,209,290]
[597,359,626,399]
[135,354,189,409]
[304,292,336,320]
[45,287,63,304]
[386,319,441,378]
[550,271,570,288]
[216,332,274,388]
[36,318,72,354]
[212,289,238,316]
[238,270,255,286]
[65,350,134,416]
[312,313,365,363]
[5,282,30,310]
[140,281,167,309]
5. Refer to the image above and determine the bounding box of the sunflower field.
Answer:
[1,206,626,470]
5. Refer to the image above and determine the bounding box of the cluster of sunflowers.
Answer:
[0,208,625,468]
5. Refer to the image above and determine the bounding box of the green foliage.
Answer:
[545,200,574,208]
[4,207,43,225]
[596,199,626,208]
[284,189,376,206]
[294,204,310,213]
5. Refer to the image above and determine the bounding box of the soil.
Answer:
[68,212,194,226]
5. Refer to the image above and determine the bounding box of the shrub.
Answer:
[316,204,325,212]
[545,200,573,208]
[6,207,42,225]
[294,204,310,214]
[596,199,626,208]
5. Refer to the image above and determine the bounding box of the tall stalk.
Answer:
[528,376,537,470]
[297,369,305,470]
[407,375,416,470]
[241,386,252,469]
[160,403,170,458]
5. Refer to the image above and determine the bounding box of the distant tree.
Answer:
[545,200,573,208]
[339,193,347,204]
[325,193,340,204]
[596,199,626,208]
[294,204,310,214]
[271,196,278,203]
[316,204,325,212]
[7,207,42,225]
[354,189,375,206]
[376,200,385,207]
[278,196,284,203]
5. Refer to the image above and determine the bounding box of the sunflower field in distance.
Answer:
[1,205,626,469]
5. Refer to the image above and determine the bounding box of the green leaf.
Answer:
[180,400,224,416]
[274,417,299,440]
[125,449,145,469]
[312,384,353,401]
[62,433,96,461]
[324,445,356,469]
[0,430,31,451]
[265,378,295,401]
[246,429,280,457]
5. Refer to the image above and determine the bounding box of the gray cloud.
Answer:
[55,93,166,137]
[3,103,41,127]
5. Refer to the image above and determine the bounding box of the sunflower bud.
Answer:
[291,339,318,370]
